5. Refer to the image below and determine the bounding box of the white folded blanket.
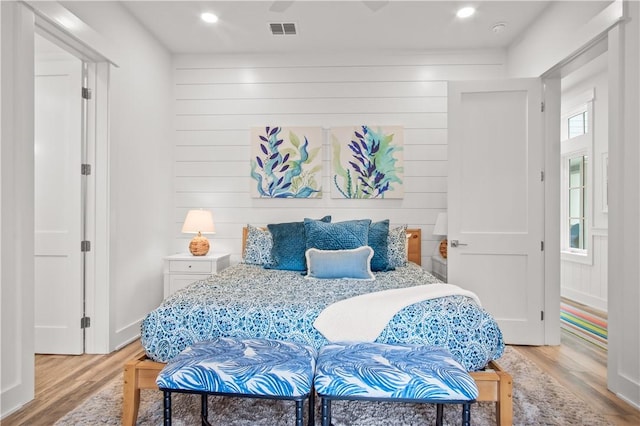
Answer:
[313,283,481,342]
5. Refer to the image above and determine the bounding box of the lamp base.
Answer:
[439,238,448,259]
[189,235,210,256]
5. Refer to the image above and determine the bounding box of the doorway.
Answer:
[33,34,85,355]
[558,50,609,351]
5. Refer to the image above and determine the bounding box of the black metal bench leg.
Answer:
[462,403,471,426]
[435,403,444,426]
[308,391,315,426]
[321,398,331,426]
[201,394,212,426]
[295,400,304,426]
[163,391,172,426]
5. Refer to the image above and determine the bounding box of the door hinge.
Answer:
[541,170,545,181]
[81,240,91,252]
[541,101,545,112]
[541,311,544,321]
[82,87,92,100]
[80,316,91,329]
[541,241,544,251]
[81,164,92,176]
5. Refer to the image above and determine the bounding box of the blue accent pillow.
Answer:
[304,218,371,251]
[305,247,375,281]
[267,216,331,271]
[242,225,274,266]
[387,224,408,268]
[369,220,391,272]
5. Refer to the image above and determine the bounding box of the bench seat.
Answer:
[157,337,317,426]
[314,342,478,426]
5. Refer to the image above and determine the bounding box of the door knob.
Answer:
[450,240,468,248]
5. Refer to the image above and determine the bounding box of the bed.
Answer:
[123,226,513,425]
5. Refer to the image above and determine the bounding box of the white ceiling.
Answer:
[121,1,552,54]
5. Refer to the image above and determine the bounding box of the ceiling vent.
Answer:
[269,22,297,35]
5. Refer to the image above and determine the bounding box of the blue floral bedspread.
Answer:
[141,263,504,371]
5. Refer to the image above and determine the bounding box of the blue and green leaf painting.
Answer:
[250,126,322,198]
[331,125,404,199]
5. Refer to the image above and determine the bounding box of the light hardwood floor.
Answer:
[2,330,639,425]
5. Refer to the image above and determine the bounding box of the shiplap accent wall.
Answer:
[171,51,506,270]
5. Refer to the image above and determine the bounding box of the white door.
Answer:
[34,58,84,354]
[448,78,545,345]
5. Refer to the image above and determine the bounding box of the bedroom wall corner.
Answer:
[507,0,638,408]
[506,0,620,78]
[61,1,174,351]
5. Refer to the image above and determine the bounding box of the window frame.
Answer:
[560,93,594,265]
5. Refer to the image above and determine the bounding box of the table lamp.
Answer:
[433,212,448,259]
[182,209,215,256]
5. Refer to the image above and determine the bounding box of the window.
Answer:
[568,111,588,139]
[561,97,593,264]
[568,155,587,251]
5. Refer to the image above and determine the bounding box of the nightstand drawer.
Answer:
[168,260,212,273]
[164,253,231,299]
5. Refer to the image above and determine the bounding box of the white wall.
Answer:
[1,1,36,417]
[507,1,615,77]
[61,1,174,350]
[507,0,639,409]
[1,1,36,416]
[170,51,507,270]
[608,0,640,408]
[560,61,609,311]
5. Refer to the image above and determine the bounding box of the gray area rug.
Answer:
[55,346,611,425]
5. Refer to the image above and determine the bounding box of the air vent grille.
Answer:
[269,22,297,35]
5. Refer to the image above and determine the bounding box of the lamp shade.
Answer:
[433,212,448,236]
[181,209,215,234]
[182,209,215,256]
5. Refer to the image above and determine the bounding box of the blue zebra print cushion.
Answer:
[157,338,317,398]
[314,342,478,401]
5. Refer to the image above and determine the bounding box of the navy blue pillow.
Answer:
[304,219,371,251]
[369,219,391,272]
[267,216,331,271]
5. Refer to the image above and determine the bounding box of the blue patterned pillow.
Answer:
[305,247,375,280]
[369,219,391,272]
[267,216,331,272]
[304,218,371,251]
[242,225,274,266]
[387,224,408,268]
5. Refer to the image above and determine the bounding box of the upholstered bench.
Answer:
[156,337,317,426]
[314,342,478,426]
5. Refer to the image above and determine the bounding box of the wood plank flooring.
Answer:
[2,340,145,426]
[514,331,640,426]
[2,331,639,425]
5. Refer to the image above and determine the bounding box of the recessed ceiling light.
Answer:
[201,12,219,24]
[456,7,476,19]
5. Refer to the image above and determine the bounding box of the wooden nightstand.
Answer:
[431,255,447,282]
[163,253,230,298]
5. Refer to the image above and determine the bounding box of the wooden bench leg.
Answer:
[495,369,513,426]
[123,358,141,426]
[123,355,165,426]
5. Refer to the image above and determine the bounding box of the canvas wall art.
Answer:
[330,125,404,199]
[250,126,323,198]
